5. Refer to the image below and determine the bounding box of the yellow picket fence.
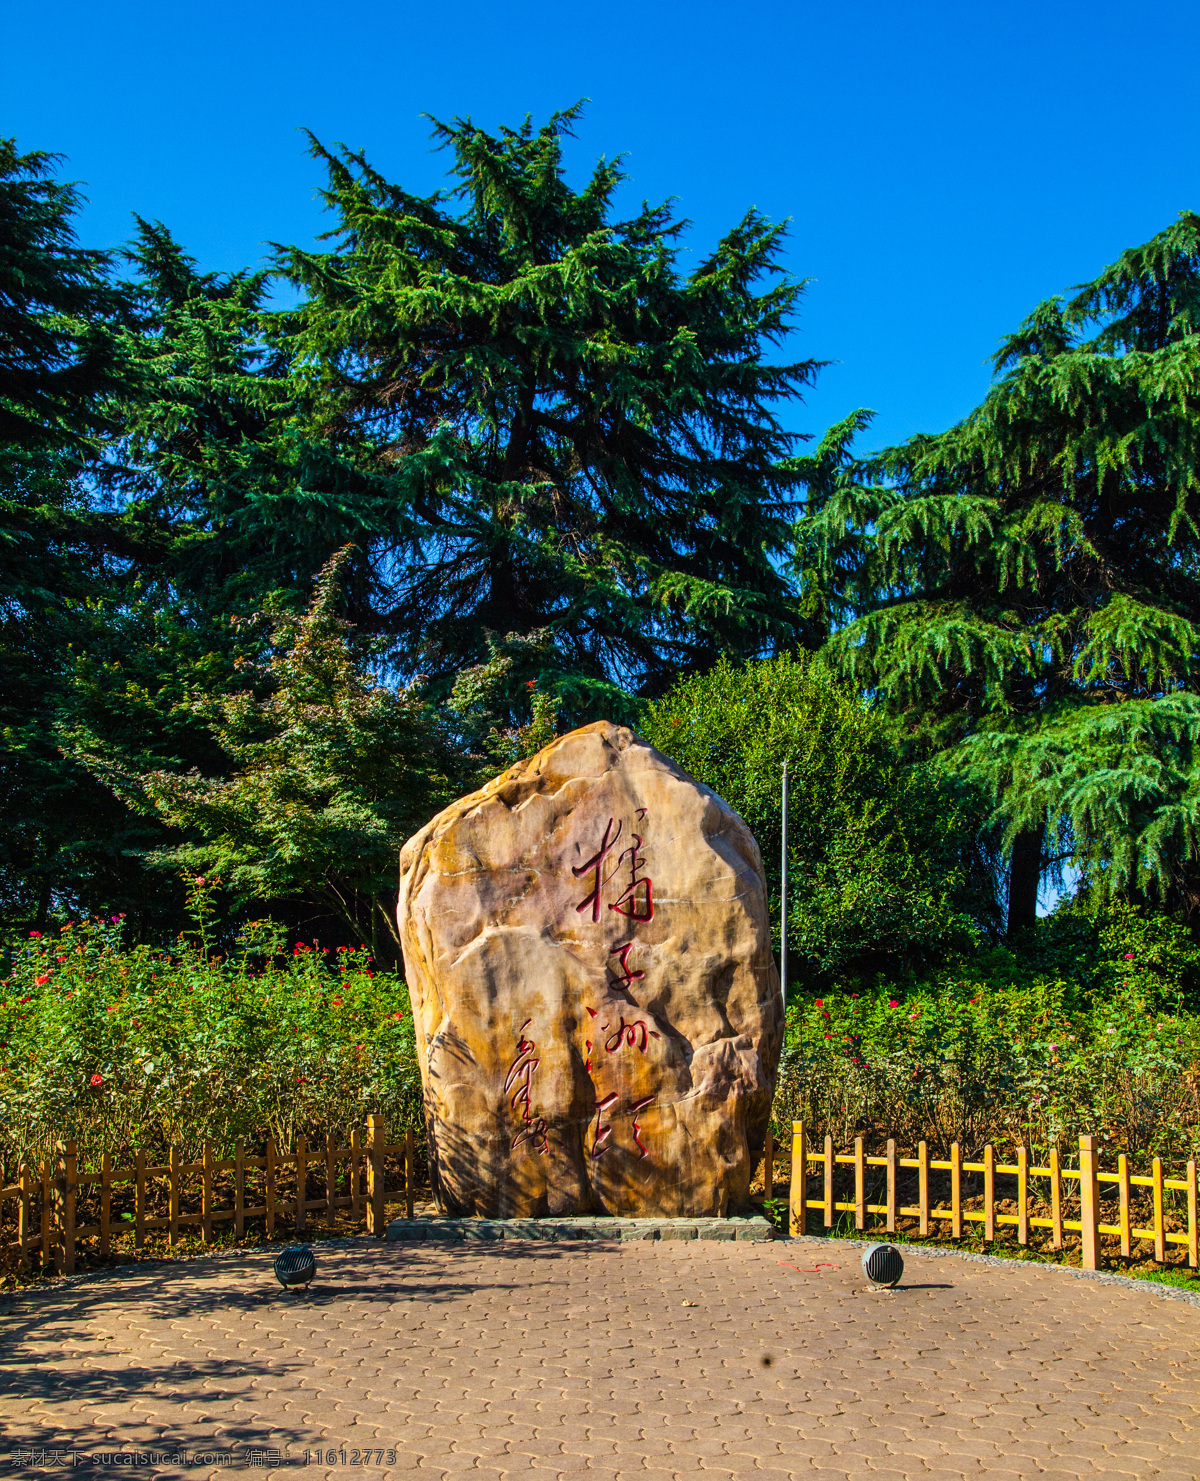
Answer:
[765,1122,1200,1272]
[0,1115,418,1277]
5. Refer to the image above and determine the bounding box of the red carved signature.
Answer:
[504,1019,549,1154]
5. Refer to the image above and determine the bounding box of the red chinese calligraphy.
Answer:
[575,807,658,1163]
[572,817,623,922]
[608,835,654,922]
[590,1091,656,1160]
[591,1092,620,1158]
[504,1019,549,1154]
[603,1016,661,1054]
[609,941,645,989]
[630,1096,654,1158]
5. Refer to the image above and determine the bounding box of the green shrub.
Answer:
[0,903,421,1171]
[775,900,1200,1163]
[642,653,994,985]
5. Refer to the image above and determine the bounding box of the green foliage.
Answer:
[273,107,820,717]
[776,900,1200,1163]
[72,550,461,957]
[0,137,126,467]
[446,629,564,770]
[799,215,1200,924]
[641,654,992,985]
[0,138,168,933]
[0,899,421,1170]
[1,112,832,933]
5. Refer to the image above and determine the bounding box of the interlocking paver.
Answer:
[2,1241,1199,1478]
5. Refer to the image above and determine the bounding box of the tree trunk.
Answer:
[1006,826,1044,939]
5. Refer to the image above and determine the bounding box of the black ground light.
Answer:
[861,1242,904,1288]
[274,1244,316,1292]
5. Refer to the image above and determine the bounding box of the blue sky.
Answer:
[5,0,1199,454]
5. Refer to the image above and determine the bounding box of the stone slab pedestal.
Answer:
[384,1214,776,1242]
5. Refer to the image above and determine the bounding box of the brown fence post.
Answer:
[60,1142,77,1275]
[1187,1159,1198,1270]
[168,1144,181,1246]
[405,1128,415,1220]
[1017,1145,1028,1247]
[202,1142,214,1244]
[135,1150,146,1249]
[40,1158,52,1269]
[350,1130,362,1224]
[1079,1135,1101,1271]
[1049,1146,1062,1250]
[326,1136,337,1231]
[265,1139,276,1238]
[918,1140,929,1237]
[1152,1157,1166,1264]
[950,1142,962,1240]
[983,1143,995,1244]
[295,1134,307,1235]
[788,1122,806,1238]
[17,1166,31,1272]
[1118,1153,1131,1257]
[763,1128,773,1204]
[100,1152,112,1258]
[366,1115,386,1235]
[885,1139,897,1234]
[234,1140,245,1241]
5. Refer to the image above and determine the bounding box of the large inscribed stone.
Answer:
[396,721,783,1217]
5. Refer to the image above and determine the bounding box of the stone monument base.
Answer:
[384,1214,775,1243]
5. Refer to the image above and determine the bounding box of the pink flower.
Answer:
[392,1011,404,1020]
[1048,1042,1059,1052]
[29,931,41,939]
[90,1073,103,1087]
[195,878,205,887]
[889,999,899,1008]
[814,999,823,1008]
[1123,953,1134,959]
[823,1033,832,1039]
[35,973,50,986]
[106,1005,117,1013]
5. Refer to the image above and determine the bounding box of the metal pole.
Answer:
[780,759,788,1009]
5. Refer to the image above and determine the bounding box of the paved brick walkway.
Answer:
[4,1239,1199,1480]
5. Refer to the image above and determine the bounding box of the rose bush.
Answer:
[0,912,420,1170]
[776,901,1200,1165]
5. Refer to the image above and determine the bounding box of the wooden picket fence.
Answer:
[0,1115,419,1277]
[764,1122,1200,1272]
